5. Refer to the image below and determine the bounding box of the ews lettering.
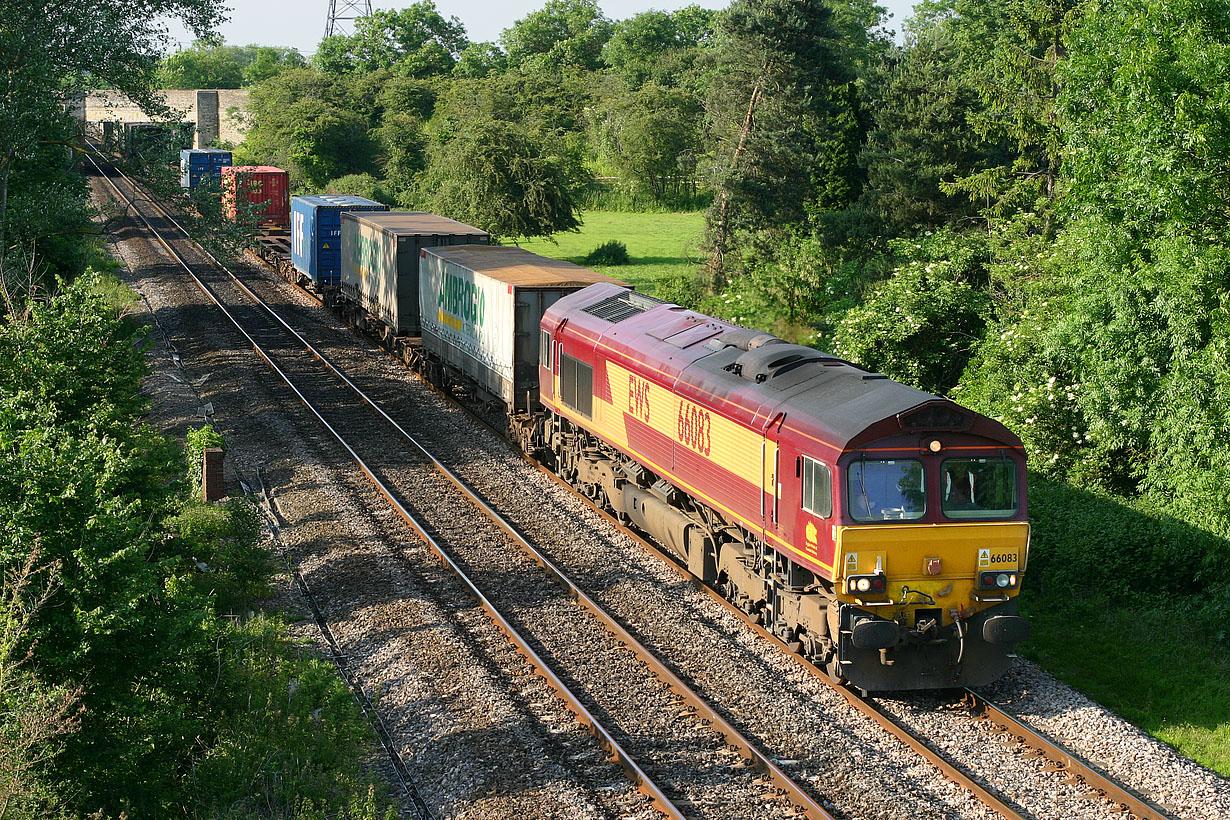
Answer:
[677,402,712,457]
[628,375,651,423]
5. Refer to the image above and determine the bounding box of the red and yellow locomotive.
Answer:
[533,283,1029,691]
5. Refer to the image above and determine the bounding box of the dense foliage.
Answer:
[0,274,393,819]
[159,42,307,88]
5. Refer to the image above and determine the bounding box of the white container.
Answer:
[419,246,622,411]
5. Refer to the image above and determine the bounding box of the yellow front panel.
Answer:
[836,522,1030,625]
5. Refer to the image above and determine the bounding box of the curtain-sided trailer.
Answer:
[418,246,624,412]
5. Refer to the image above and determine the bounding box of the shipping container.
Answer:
[179,149,232,188]
[340,212,490,337]
[222,166,290,227]
[291,195,389,286]
[420,246,625,411]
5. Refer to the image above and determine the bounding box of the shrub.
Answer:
[582,239,631,266]
[171,498,272,615]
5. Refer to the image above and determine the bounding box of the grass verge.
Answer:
[1020,595,1230,775]
[518,210,705,293]
[1020,476,1230,776]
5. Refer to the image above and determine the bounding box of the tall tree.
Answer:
[420,116,581,240]
[859,27,992,234]
[600,6,717,84]
[501,0,613,71]
[313,1,468,77]
[240,69,379,189]
[1051,0,1230,529]
[591,81,703,203]
[159,42,306,88]
[936,0,1085,225]
[703,0,872,284]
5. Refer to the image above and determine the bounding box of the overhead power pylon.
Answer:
[325,0,373,37]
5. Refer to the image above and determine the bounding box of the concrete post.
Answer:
[202,447,226,502]
[194,89,220,148]
[65,91,87,133]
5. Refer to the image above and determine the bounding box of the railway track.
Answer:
[89,146,1187,820]
[86,146,843,820]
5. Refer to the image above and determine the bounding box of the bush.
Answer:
[171,498,273,615]
[582,239,631,266]
[187,617,396,820]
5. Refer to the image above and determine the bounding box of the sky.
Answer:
[162,0,918,55]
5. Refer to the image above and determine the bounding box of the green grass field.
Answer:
[518,210,705,293]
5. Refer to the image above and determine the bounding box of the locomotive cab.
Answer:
[816,429,1030,689]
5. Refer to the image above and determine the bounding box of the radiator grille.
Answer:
[582,290,667,323]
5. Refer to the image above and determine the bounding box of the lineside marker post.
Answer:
[203,447,225,501]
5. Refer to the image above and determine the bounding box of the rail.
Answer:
[84,144,838,820]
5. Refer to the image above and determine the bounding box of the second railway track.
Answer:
[86,146,844,820]
[88,145,1205,820]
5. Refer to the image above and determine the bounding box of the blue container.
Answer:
[291,195,389,285]
[180,149,233,188]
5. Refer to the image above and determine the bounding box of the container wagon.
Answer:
[338,211,490,340]
[417,245,625,413]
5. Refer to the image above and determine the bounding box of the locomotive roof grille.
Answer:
[582,290,668,323]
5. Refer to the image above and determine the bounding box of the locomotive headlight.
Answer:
[928,439,943,453]
[846,574,888,596]
[978,571,1021,591]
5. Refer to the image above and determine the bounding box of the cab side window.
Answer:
[539,329,551,369]
[801,456,832,518]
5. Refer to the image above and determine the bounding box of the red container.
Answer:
[222,166,290,227]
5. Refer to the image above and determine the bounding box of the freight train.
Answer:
[226,176,1029,692]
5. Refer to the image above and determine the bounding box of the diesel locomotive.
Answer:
[521,283,1029,691]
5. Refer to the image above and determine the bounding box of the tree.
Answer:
[1044,0,1230,529]
[832,229,991,393]
[601,7,717,83]
[240,69,379,189]
[703,0,873,284]
[420,115,581,240]
[159,42,307,88]
[501,0,613,70]
[592,81,702,203]
[858,27,992,234]
[935,0,1085,225]
[0,0,225,263]
[313,2,468,78]
[454,41,509,78]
